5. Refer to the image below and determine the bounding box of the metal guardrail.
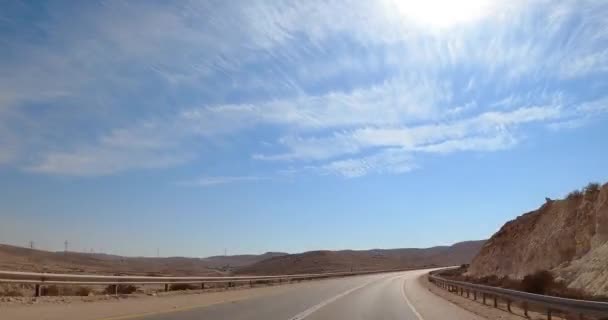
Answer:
[0,268,409,297]
[429,270,608,319]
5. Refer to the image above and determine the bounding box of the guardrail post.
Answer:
[547,309,552,320]
[34,284,41,297]
[506,299,511,312]
[164,284,169,292]
[493,295,498,308]
[482,293,486,304]
[249,280,253,287]
[523,302,528,317]
[466,289,469,298]
[201,282,205,290]
[473,291,477,300]
[114,284,118,296]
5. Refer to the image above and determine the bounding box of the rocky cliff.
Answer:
[467,182,608,296]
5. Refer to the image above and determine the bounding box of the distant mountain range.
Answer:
[0,244,223,276]
[199,252,288,269]
[236,240,486,275]
[0,240,485,276]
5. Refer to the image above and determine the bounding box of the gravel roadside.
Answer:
[419,273,572,320]
[0,281,302,320]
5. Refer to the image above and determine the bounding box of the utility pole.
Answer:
[64,240,68,253]
[29,241,34,249]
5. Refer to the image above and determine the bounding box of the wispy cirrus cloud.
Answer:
[321,148,415,178]
[177,176,268,187]
[254,105,561,162]
[25,121,195,176]
[1,0,608,182]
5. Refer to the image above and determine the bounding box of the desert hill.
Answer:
[0,244,280,276]
[236,240,485,275]
[200,252,288,269]
[0,240,484,277]
[467,182,608,296]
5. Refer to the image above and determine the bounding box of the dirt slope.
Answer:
[236,240,485,275]
[467,182,608,296]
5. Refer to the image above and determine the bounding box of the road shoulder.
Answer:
[0,281,303,320]
[418,273,568,320]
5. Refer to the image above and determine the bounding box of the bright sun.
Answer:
[392,0,493,28]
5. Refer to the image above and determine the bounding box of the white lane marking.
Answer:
[401,279,425,320]
[287,274,402,320]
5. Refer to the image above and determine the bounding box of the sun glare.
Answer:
[392,0,493,28]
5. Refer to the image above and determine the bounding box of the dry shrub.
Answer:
[462,270,606,302]
[439,265,468,278]
[567,189,583,199]
[74,287,92,296]
[521,270,554,294]
[42,285,60,296]
[0,289,24,297]
[584,182,601,194]
[169,283,197,291]
[584,182,601,201]
[0,284,26,297]
[477,275,501,286]
[42,285,93,296]
[104,284,137,295]
[520,270,590,300]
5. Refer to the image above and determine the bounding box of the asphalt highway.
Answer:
[139,269,483,320]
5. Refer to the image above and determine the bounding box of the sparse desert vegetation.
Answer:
[103,284,137,295]
[169,283,198,291]
[467,182,608,298]
[444,259,608,301]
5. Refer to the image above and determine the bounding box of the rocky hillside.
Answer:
[236,240,485,275]
[467,182,608,296]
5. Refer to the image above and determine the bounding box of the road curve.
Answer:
[138,269,483,320]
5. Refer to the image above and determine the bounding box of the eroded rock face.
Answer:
[467,183,608,296]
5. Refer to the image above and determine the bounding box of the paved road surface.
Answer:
[139,269,483,320]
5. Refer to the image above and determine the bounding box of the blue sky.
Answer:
[1,0,607,257]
